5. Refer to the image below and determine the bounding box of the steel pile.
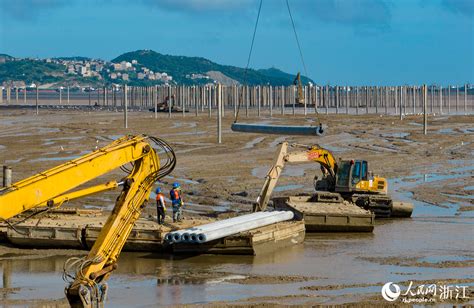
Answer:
[165,211,294,244]
[231,123,324,136]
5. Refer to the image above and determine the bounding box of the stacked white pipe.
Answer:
[164,211,294,244]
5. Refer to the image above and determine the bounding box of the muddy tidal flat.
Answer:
[0,108,472,307]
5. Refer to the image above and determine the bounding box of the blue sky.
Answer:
[0,0,472,85]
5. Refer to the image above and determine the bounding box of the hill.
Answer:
[52,56,91,61]
[0,50,314,87]
[0,54,14,60]
[0,60,65,84]
[258,67,312,84]
[112,50,313,86]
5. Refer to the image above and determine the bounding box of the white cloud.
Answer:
[1,0,68,20]
[442,0,474,16]
[145,0,256,12]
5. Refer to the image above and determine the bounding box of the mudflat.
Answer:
[0,108,472,306]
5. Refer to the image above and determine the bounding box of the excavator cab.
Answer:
[334,159,388,195]
[335,160,371,193]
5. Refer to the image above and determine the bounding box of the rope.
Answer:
[234,0,323,132]
[234,0,263,123]
[286,0,323,129]
[286,0,308,81]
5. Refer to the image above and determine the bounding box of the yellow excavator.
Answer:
[293,72,304,105]
[0,135,176,307]
[254,142,410,218]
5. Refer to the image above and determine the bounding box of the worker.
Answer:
[155,187,167,225]
[170,182,183,222]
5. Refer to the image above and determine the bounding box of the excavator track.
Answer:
[351,194,393,218]
[312,191,344,203]
[313,192,394,218]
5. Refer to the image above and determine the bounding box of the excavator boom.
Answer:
[293,72,304,105]
[0,136,151,219]
[254,142,337,212]
[0,135,176,307]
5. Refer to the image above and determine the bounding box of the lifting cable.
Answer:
[233,0,323,127]
[234,0,263,123]
[285,0,323,126]
[286,0,308,83]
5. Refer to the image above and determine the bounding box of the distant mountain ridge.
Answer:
[52,56,92,61]
[112,50,313,86]
[0,50,313,87]
[0,54,14,60]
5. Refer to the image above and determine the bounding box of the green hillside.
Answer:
[112,50,313,86]
[53,56,91,61]
[0,50,314,87]
[0,54,14,60]
[0,60,65,84]
[258,67,313,84]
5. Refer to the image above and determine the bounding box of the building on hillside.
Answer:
[93,64,103,72]
[78,66,86,75]
[112,63,121,71]
[120,61,132,70]
[67,65,76,74]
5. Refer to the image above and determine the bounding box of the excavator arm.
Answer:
[254,142,337,212]
[0,135,155,219]
[0,135,176,307]
[293,72,304,105]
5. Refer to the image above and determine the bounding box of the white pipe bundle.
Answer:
[196,211,293,243]
[165,212,272,243]
[164,211,294,244]
[165,212,271,243]
[178,212,275,243]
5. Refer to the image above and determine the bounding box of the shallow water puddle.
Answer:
[166,175,201,185]
[418,255,472,263]
[29,150,90,163]
[244,137,265,149]
[274,184,304,192]
[380,132,410,138]
[441,192,474,200]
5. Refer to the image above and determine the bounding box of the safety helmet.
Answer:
[172,182,180,188]
[155,187,161,194]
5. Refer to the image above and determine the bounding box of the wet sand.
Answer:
[0,108,472,306]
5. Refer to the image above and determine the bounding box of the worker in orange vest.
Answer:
[170,182,183,222]
[155,187,167,225]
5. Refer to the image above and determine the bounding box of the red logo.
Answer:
[307,152,320,160]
